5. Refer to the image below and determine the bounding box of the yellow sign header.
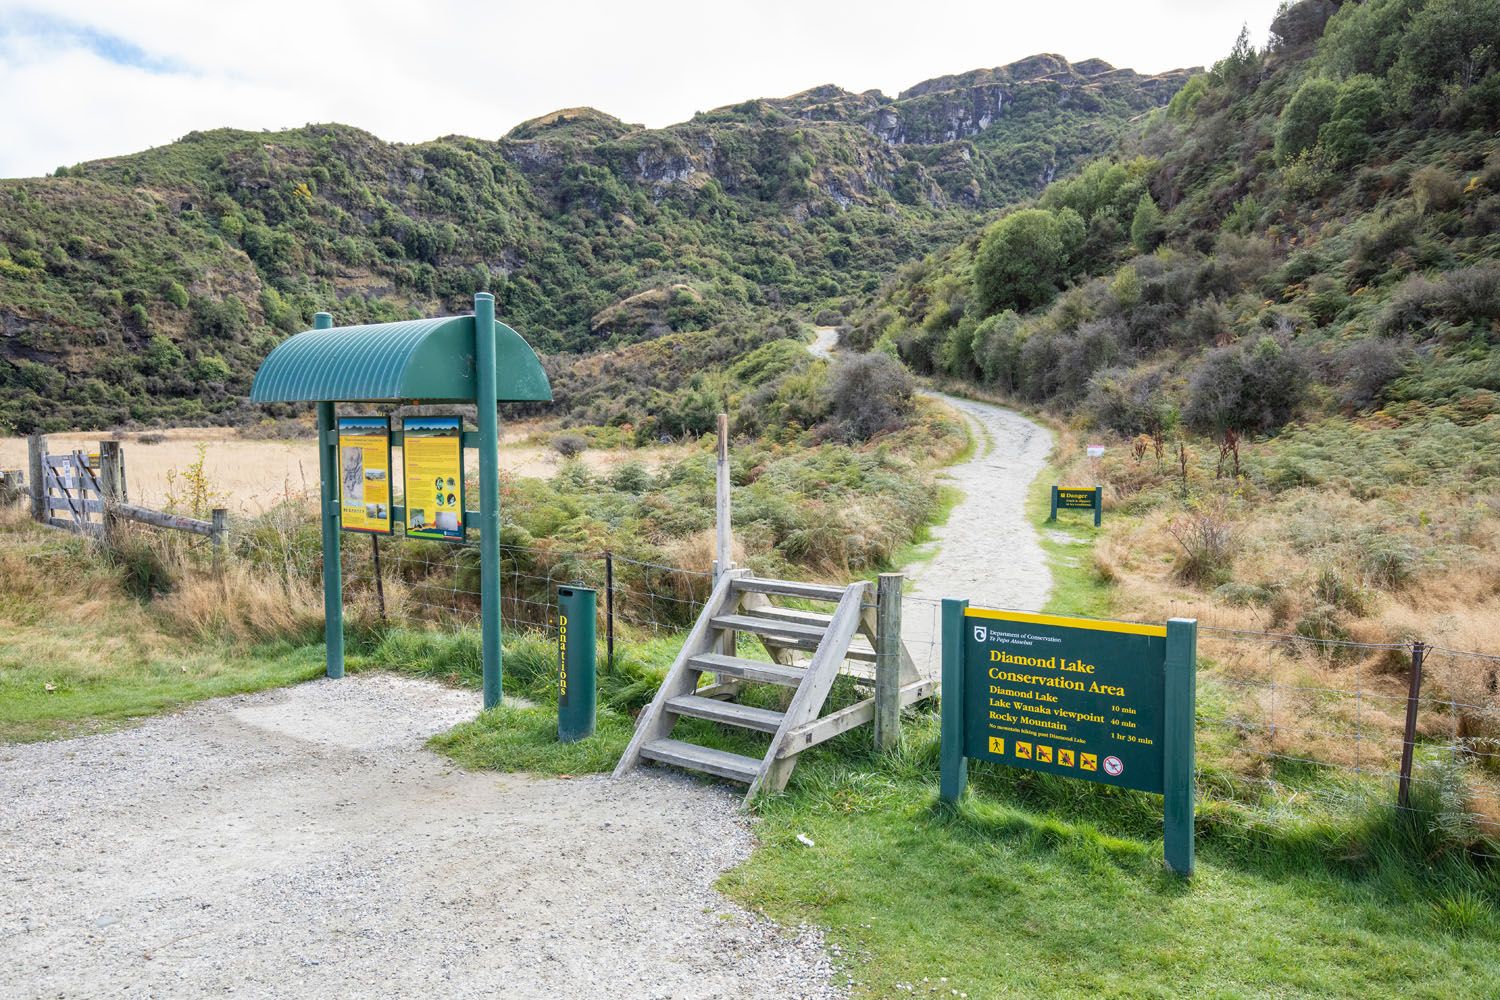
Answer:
[964,607,1167,638]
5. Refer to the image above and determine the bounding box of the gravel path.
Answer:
[0,675,842,999]
[809,327,1054,668]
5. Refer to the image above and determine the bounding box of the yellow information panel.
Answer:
[337,416,392,534]
[402,416,465,542]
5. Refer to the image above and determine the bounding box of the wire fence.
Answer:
[921,591,1500,858]
[292,527,1500,852]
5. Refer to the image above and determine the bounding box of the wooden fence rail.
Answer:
[25,434,226,550]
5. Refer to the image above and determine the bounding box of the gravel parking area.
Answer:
[0,675,842,999]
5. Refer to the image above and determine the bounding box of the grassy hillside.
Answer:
[0,56,1188,432]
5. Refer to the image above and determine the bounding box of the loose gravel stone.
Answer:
[0,674,844,999]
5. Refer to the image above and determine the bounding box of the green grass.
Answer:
[0,631,326,742]
[722,718,1500,998]
[1025,458,1115,619]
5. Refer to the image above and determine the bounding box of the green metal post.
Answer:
[475,292,504,709]
[939,598,969,804]
[1094,486,1103,528]
[313,312,343,679]
[1164,617,1198,877]
[557,586,597,742]
[1048,485,1058,522]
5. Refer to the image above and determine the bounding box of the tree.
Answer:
[1275,77,1339,163]
[973,209,1074,315]
[1129,195,1165,252]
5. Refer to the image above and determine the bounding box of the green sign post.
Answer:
[250,293,552,709]
[940,602,1197,876]
[1049,485,1102,527]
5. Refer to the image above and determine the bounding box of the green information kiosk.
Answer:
[249,293,551,708]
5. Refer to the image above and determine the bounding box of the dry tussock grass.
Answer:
[155,564,324,646]
[1053,426,1500,787]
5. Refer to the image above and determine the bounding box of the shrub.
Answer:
[1377,265,1500,335]
[1184,336,1309,433]
[1319,74,1385,166]
[608,461,652,494]
[1129,194,1165,252]
[1411,165,1462,215]
[1335,338,1405,409]
[552,433,588,458]
[970,310,1024,389]
[159,279,189,309]
[826,352,915,441]
[1165,495,1238,587]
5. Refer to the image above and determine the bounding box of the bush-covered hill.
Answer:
[850,0,1500,675]
[0,55,1188,432]
[853,0,1499,437]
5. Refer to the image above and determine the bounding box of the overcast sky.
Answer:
[0,0,1287,179]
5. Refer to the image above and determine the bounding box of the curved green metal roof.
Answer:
[249,315,551,403]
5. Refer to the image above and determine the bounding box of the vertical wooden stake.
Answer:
[370,533,386,623]
[1164,617,1198,877]
[1397,641,1426,809]
[715,413,734,656]
[27,433,46,524]
[874,572,903,751]
[98,440,123,548]
[211,508,228,576]
[939,598,969,804]
[604,549,615,673]
[715,413,731,580]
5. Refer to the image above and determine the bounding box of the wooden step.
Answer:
[640,738,762,783]
[688,652,805,687]
[733,577,849,602]
[667,694,785,733]
[711,613,826,641]
[731,632,877,662]
[750,606,833,627]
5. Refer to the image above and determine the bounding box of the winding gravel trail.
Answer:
[809,327,1053,666]
[0,676,841,999]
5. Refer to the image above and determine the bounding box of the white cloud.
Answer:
[0,0,1287,178]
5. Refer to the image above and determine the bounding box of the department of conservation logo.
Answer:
[974,625,988,643]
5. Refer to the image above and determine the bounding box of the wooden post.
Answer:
[715,413,734,656]
[97,440,123,545]
[874,572,903,751]
[1397,641,1426,810]
[604,549,615,673]
[370,533,387,623]
[27,433,46,523]
[211,508,229,574]
[715,413,731,580]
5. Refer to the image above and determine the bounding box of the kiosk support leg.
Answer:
[313,312,343,679]
[475,292,504,709]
